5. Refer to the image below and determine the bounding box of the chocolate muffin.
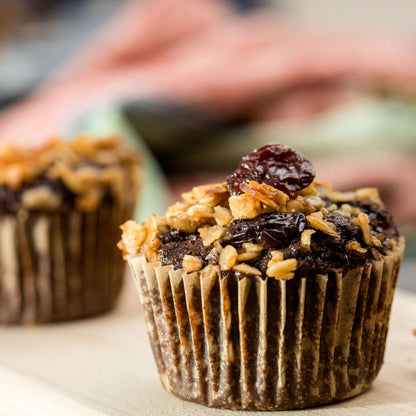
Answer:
[119,143,404,410]
[0,136,140,324]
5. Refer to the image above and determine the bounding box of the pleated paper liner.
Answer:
[0,199,134,324]
[128,237,405,410]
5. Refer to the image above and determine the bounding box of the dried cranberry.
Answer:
[222,212,307,249]
[226,143,315,197]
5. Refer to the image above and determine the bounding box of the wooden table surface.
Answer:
[0,273,415,416]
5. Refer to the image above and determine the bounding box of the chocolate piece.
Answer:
[158,230,213,270]
[222,212,307,249]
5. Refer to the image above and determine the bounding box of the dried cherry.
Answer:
[222,212,307,249]
[226,143,315,197]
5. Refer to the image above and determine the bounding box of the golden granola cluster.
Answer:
[0,136,141,211]
[119,178,385,280]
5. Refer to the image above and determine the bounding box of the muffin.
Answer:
[119,143,404,410]
[0,136,140,324]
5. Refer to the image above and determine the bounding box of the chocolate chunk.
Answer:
[222,212,307,249]
[158,229,213,269]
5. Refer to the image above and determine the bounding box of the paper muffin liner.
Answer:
[0,199,134,324]
[127,237,404,410]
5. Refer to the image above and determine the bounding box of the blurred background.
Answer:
[0,0,415,290]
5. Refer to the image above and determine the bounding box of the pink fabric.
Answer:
[0,0,416,143]
[0,0,415,226]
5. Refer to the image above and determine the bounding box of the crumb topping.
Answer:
[0,136,141,211]
[119,143,399,279]
[182,255,203,273]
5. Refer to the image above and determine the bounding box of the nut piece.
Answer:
[237,251,261,262]
[198,225,223,247]
[200,264,219,279]
[183,255,203,273]
[327,204,338,212]
[233,263,261,276]
[327,191,356,203]
[297,183,319,196]
[205,247,218,261]
[286,195,321,214]
[333,209,351,218]
[269,250,284,262]
[166,202,190,217]
[352,213,372,246]
[119,220,147,257]
[306,213,340,238]
[321,207,329,216]
[372,236,382,247]
[355,187,382,205]
[242,243,263,252]
[240,181,289,210]
[182,183,228,206]
[267,256,297,280]
[186,204,214,221]
[346,240,367,253]
[219,245,238,271]
[341,204,361,216]
[143,214,161,261]
[22,186,62,210]
[167,214,198,233]
[300,229,316,250]
[213,206,233,226]
[229,194,262,219]
[237,242,264,262]
[328,188,382,206]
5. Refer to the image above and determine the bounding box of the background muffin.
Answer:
[120,143,404,410]
[0,136,140,324]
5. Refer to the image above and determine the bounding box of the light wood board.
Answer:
[0,274,415,416]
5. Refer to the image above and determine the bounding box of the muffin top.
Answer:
[0,136,141,212]
[119,143,399,279]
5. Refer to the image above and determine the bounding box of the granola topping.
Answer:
[219,245,238,271]
[233,263,262,276]
[198,225,223,247]
[300,229,316,250]
[0,136,141,212]
[183,255,203,273]
[119,143,399,279]
[229,194,262,219]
